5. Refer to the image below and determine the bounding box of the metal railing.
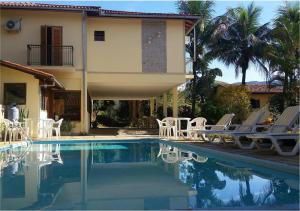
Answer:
[27,44,73,66]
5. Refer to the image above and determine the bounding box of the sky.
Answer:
[32,0,288,83]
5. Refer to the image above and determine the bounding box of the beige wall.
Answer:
[251,93,274,107]
[45,70,84,132]
[0,10,83,69]
[0,66,40,121]
[87,18,142,73]
[166,20,185,74]
[87,17,185,74]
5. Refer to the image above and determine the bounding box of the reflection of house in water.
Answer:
[1,144,65,210]
[50,142,194,210]
[1,142,298,210]
[0,143,196,210]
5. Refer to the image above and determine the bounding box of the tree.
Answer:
[211,2,272,85]
[216,85,251,123]
[178,0,219,118]
[266,3,300,109]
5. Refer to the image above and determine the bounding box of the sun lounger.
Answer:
[203,106,270,144]
[196,113,235,142]
[236,105,299,150]
[246,131,299,156]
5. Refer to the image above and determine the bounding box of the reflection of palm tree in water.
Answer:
[216,163,255,206]
[272,179,299,205]
[191,161,226,208]
[239,178,255,206]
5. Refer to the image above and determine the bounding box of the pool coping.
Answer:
[1,138,299,175]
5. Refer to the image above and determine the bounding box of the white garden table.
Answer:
[175,117,191,138]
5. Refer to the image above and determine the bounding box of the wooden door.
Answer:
[51,26,63,66]
[40,25,47,65]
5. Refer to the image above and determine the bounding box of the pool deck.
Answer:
[1,135,299,168]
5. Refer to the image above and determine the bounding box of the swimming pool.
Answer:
[0,139,299,210]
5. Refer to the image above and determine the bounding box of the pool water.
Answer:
[0,140,299,210]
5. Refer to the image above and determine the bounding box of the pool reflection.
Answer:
[0,142,298,210]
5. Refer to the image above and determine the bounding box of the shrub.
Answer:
[131,116,158,129]
[269,93,285,114]
[216,85,251,123]
[61,120,75,132]
[178,105,192,117]
[200,100,227,124]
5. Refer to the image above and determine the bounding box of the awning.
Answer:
[0,60,64,89]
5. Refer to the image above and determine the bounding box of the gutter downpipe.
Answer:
[82,11,88,134]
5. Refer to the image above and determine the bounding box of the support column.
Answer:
[150,98,155,117]
[91,99,93,126]
[163,93,168,117]
[155,97,159,113]
[132,100,137,121]
[82,11,88,134]
[172,87,178,117]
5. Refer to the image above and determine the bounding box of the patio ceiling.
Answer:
[87,73,187,100]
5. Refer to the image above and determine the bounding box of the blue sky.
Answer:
[33,0,287,83]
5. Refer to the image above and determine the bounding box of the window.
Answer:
[53,91,81,121]
[4,83,26,105]
[250,99,260,109]
[94,31,105,41]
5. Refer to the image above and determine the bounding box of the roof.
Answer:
[216,83,283,94]
[246,84,283,94]
[0,2,200,34]
[0,2,100,11]
[0,60,64,89]
[88,10,199,34]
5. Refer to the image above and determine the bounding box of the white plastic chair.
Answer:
[52,118,63,139]
[3,119,15,143]
[187,117,207,139]
[156,119,167,138]
[162,117,177,139]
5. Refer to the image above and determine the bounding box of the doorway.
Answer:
[40,25,63,66]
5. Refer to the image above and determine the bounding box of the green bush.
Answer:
[269,93,285,114]
[131,116,157,129]
[216,85,251,124]
[61,120,75,132]
[200,101,227,124]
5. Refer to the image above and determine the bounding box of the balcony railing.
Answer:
[27,45,73,66]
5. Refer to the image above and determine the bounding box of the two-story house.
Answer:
[0,2,200,136]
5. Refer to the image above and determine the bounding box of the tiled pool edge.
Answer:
[163,140,299,175]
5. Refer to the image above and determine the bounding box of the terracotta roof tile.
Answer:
[0,60,64,89]
[0,2,100,11]
[0,2,200,34]
[246,84,283,94]
[217,83,283,94]
[99,9,199,18]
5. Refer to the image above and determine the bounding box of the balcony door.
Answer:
[41,25,62,66]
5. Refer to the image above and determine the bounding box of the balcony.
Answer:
[27,45,73,66]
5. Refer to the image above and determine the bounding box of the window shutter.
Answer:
[40,25,47,65]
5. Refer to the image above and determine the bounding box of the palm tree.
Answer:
[178,0,219,117]
[211,2,272,85]
[266,3,299,108]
